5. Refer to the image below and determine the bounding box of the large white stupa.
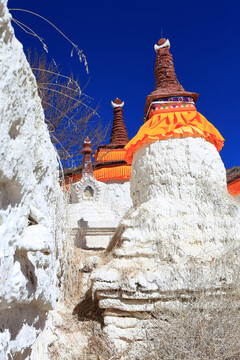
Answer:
[91,38,240,351]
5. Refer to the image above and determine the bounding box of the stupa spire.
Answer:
[81,137,93,177]
[110,98,129,146]
[144,38,198,120]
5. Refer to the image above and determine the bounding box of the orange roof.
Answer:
[63,164,131,187]
[94,148,127,162]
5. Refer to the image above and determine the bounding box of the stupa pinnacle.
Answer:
[92,98,131,182]
[125,38,224,164]
[110,98,129,146]
[144,38,198,120]
[81,137,94,177]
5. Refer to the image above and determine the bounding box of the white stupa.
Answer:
[91,38,240,350]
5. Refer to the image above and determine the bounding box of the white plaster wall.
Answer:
[125,137,239,264]
[105,181,132,221]
[0,1,64,358]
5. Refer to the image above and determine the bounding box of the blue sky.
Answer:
[9,0,240,169]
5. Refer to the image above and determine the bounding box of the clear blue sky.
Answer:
[9,0,240,169]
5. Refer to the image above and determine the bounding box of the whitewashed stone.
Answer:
[236,194,240,203]
[105,181,132,221]
[91,137,240,349]
[30,303,89,360]
[0,1,64,358]
[68,176,132,249]
[68,177,117,249]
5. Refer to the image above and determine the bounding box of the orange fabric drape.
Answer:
[125,109,224,165]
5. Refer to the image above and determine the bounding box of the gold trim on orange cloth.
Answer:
[94,165,131,182]
[125,110,224,165]
[94,148,127,162]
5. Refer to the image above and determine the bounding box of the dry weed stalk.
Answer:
[10,8,88,71]
[28,50,108,168]
[131,255,240,360]
[82,322,119,360]
[10,9,109,168]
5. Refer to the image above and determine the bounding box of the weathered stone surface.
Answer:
[91,137,240,349]
[0,1,65,358]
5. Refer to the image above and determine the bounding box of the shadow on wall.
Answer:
[74,218,89,248]
[72,290,104,326]
[0,177,23,213]
[0,305,47,358]
[14,250,37,297]
[74,217,107,250]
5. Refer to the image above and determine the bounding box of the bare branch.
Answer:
[28,50,109,168]
[10,8,88,72]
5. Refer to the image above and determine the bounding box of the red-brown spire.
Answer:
[81,137,93,177]
[144,38,198,120]
[110,98,129,146]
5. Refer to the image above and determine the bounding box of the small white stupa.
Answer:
[68,137,117,249]
[91,38,240,350]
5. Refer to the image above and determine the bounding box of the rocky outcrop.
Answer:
[0,1,65,358]
[91,137,240,350]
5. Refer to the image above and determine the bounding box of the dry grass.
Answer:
[82,322,118,360]
[79,288,240,360]
[79,251,240,360]
[28,50,108,168]
[135,291,240,360]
